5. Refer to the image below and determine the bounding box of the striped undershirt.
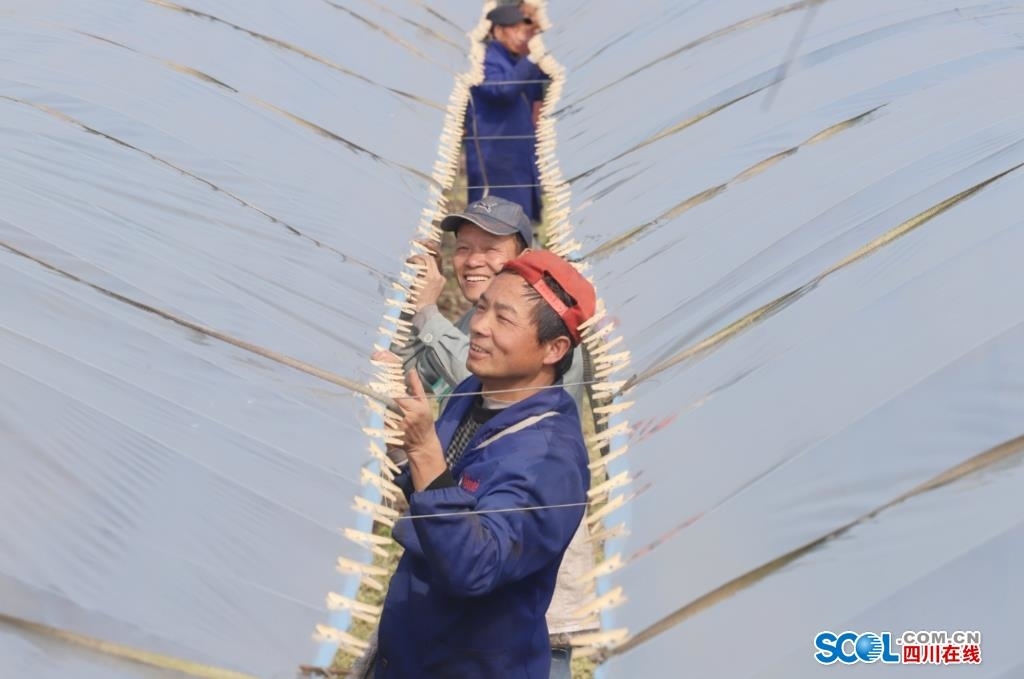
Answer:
[443,396,510,469]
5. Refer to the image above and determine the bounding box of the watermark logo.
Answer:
[814,630,982,666]
[815,632,899,664]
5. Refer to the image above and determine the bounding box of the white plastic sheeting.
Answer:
[1,1,476,676]
[6,0,1024,677]
[543,0,1024,676]
[0,617,193,679]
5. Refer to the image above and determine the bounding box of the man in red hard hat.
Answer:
[373,251,596,678]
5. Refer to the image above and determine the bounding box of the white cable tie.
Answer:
[594,350,631,368]
[588,334,625,358]
[336,556,388,578]
[312,624,371,651]
[369,354,406,370]
[361,426,392,439]
[384,297,416,314]
[570,586,626,619]
[353,496,400,526]
[366,381,398,397]
[352,610,381,625]
[360,468,400,501]
[364,399,389,419]
[362,425,403,447]
[545,225,571,241]
[356,495,400,520]
[584,553,625,580]
[342,528,391,558]
[360,575,385,592]
[380,316,413,331]
[582,330,616,353]
[367,447,403,476]
[570,628,630,649]
[587,471,632,500]
[587,493,626,526]
[591,400,633,416]
[593,363,627,380]
[326,592,382,617]
[588,522,628,543]
[587,420,631,445]
[578,311,610,334]
[589,445,629,472]
[410,240,440,256]
[545,207,572,223]
[390,283,413,298]
[550,241,580,258]
[591,380,628,395]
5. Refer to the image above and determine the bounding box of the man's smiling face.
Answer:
[452,222,523,303]
[467,272,559,394]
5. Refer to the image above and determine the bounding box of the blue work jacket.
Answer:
[375,377,589,678]
[465,40,548,222]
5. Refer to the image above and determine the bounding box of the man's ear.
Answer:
[541,336,571,368]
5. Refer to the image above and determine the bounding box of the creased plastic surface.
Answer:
[0,617,193,679]
[544,0,1024,676]
[8,0,1024,676]
[1,1,475,676]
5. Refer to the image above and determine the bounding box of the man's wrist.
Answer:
[407,442,448,492]
[412,304,439,329]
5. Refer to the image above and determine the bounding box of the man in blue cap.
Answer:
[384,196,588,409]
[465,3,549,222]
[385,196,533,398]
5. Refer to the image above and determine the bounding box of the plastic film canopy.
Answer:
[0,1,478,676]
[6,0,1024,677]
[543,0,1024,676]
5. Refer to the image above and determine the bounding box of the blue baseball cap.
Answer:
[440,196,534,248]
[486,5,532,27]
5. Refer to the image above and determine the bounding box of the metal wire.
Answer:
[462,134,537,141]
[474,79,550,86]
[761,0,823,110]
[465,182,543,190]
[382,378,611,402]
[393,501,589,521]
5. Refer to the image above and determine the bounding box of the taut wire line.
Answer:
[393,501,590,521]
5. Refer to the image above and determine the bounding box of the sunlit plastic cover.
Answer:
[1,1,476,676]
[7,1,1024,677]
[543,0,1024,676]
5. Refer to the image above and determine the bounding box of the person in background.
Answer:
[372,251,598,678]
[384,196,587,409]
[499,0,546,128]
[465,4,549,222]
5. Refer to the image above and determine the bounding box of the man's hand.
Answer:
[408,240,445,312]
[411,238,443,271]
[394,369,447,491]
